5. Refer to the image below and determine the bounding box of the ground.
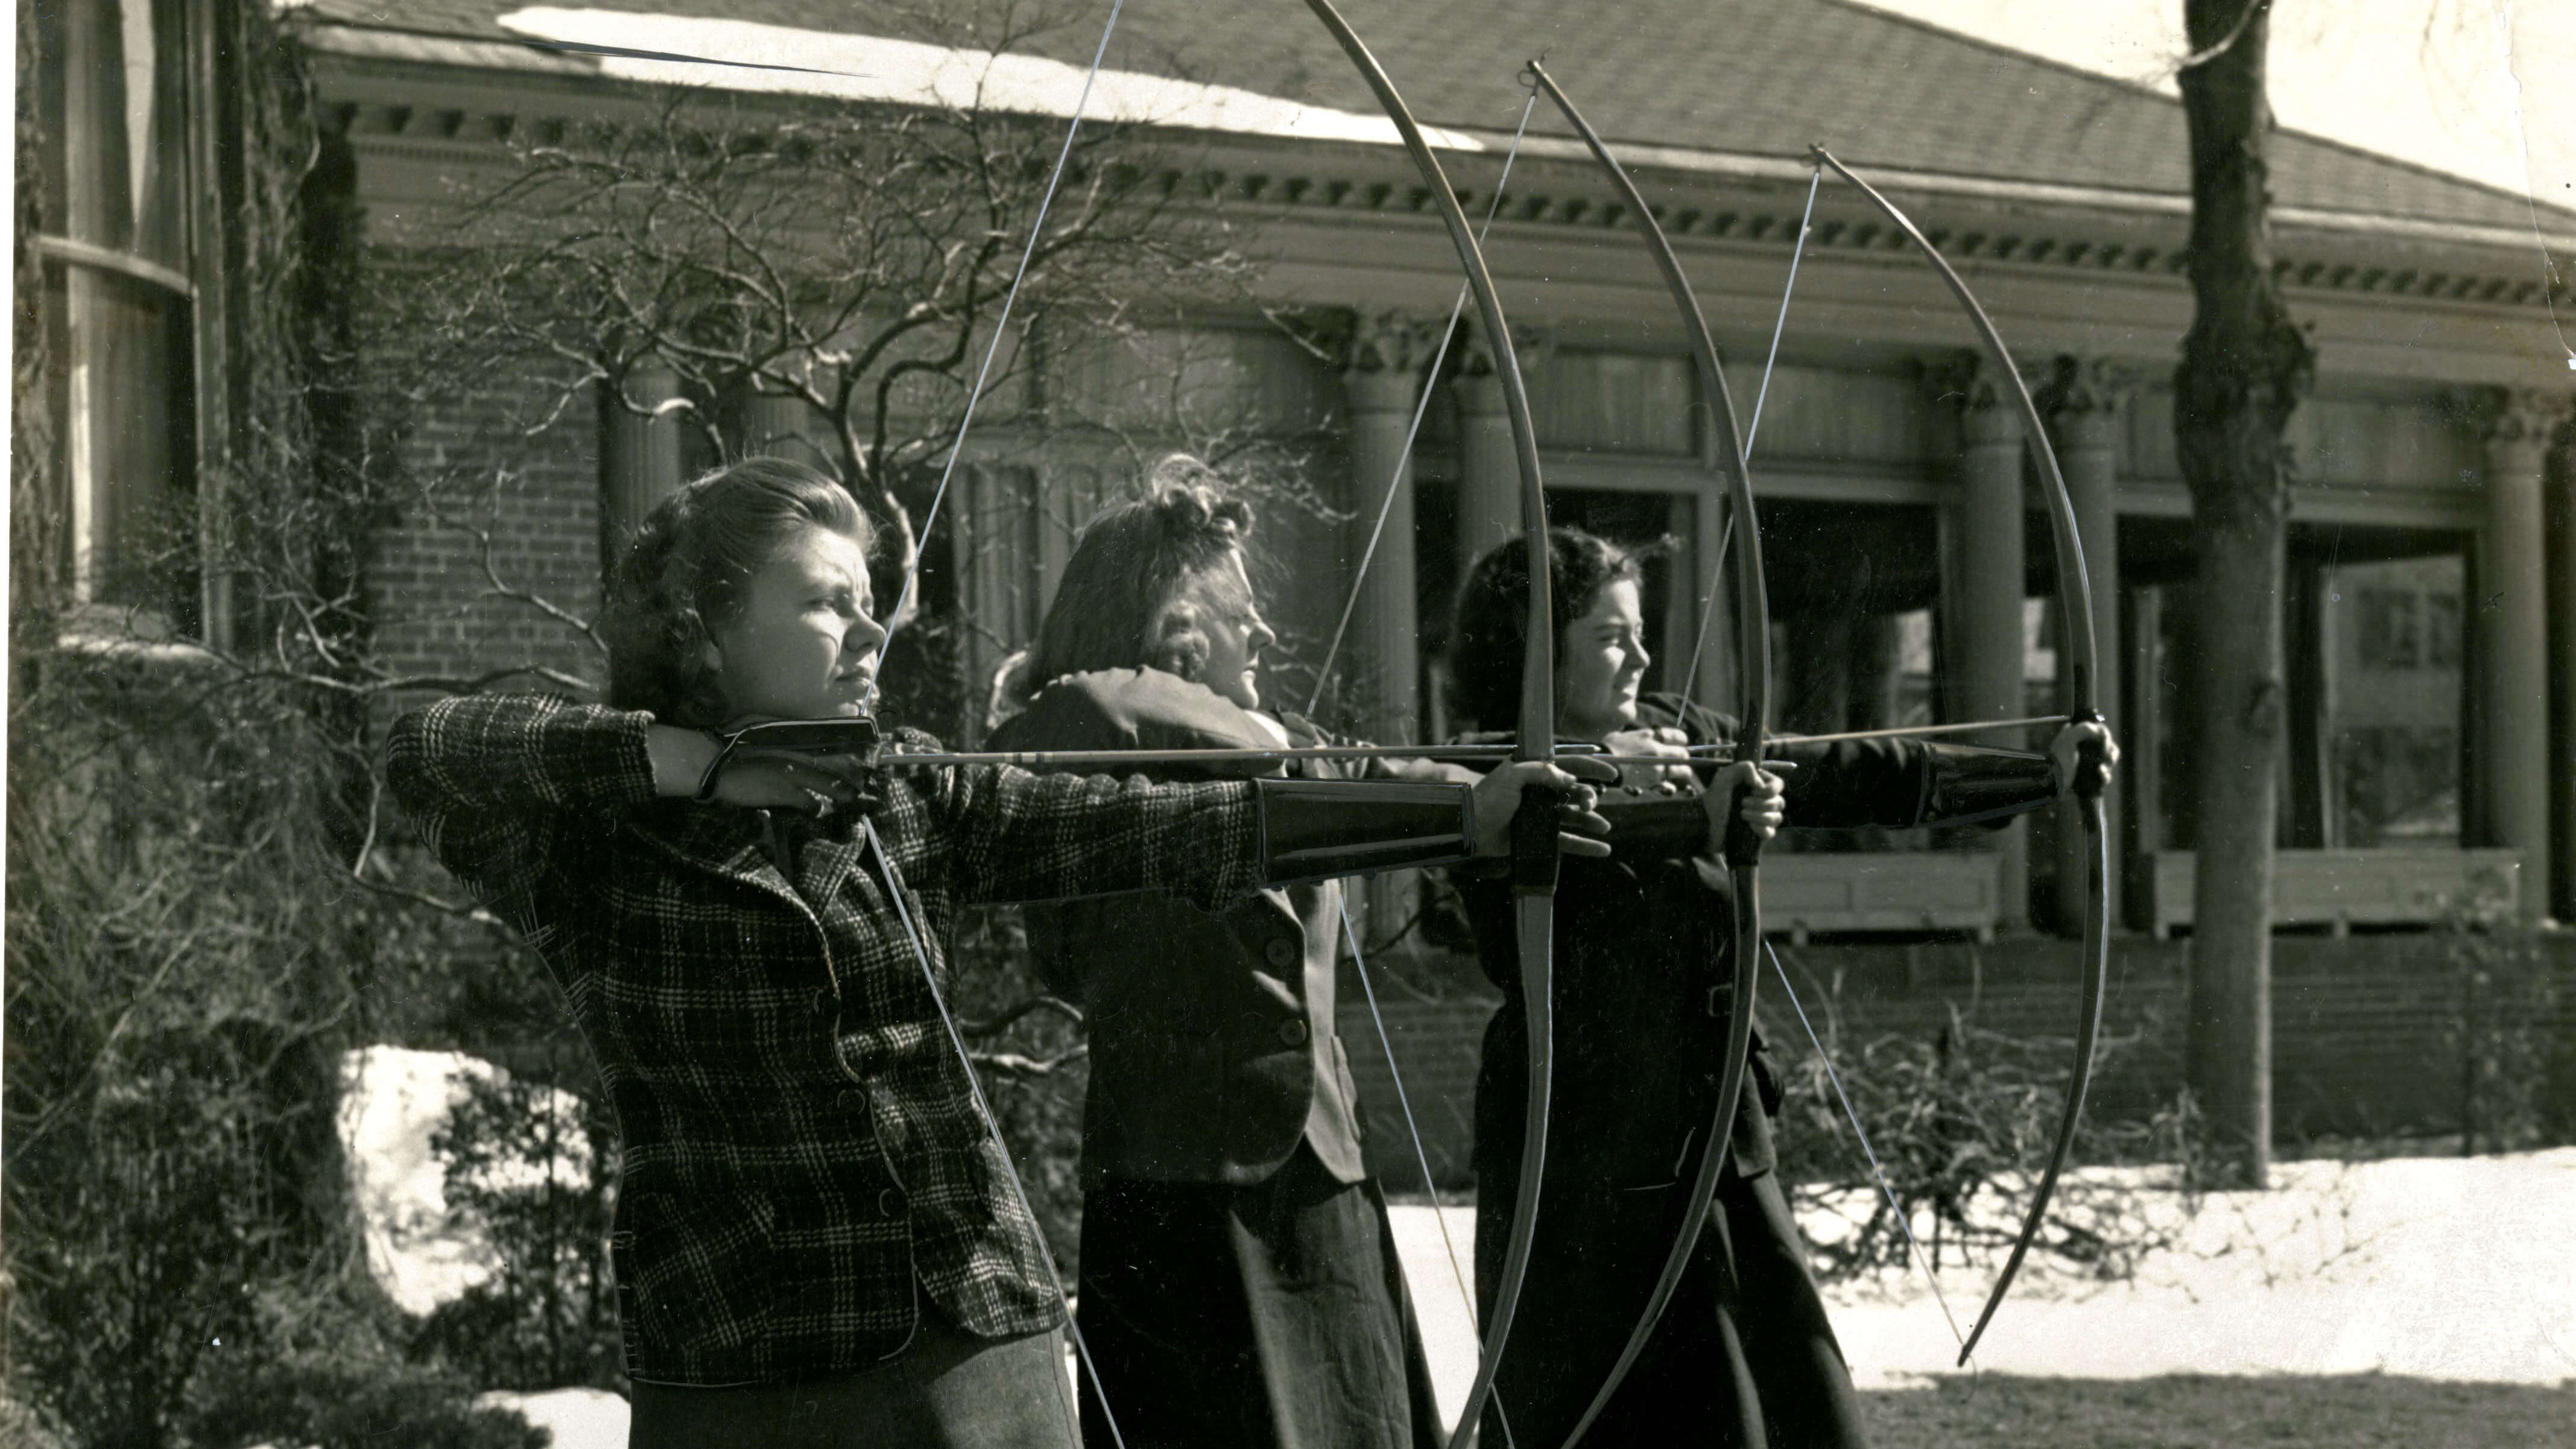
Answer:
[1391,1149,2576,1440]
[1862,1374,2576,1448]
[351,1058,2576,1445]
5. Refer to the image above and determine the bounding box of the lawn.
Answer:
[1862,1374,2576,1449]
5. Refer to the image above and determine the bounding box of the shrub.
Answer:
[2438,884,2568,1155]
[1,660,548,1447]
[186,1283,546,1449]
[1767,984,2203,1286]
[946,906,1092,1276]
[410,1052,624,1394]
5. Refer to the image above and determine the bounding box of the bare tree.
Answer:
[2173,0,2316,1188]
[422,11,1249,629]
[8,10,1273,1429]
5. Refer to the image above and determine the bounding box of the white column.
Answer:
[1340,311,1441,744]
[1341,312,1441,951]
[2549,402,2576,924]
[1941,353,2032,933]
[1452,321,1535,574]
[2478,388,2564,924]
[2040,357,2136,935]
[600,357,688,573]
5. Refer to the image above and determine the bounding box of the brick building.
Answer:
[28,0,2576,1152]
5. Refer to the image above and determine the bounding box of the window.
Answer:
[2324,553,2464,846]
[2423,592,2461,670]
[2356,588,2423,669]
[34,0,202,636]
[2130,522,2467,854]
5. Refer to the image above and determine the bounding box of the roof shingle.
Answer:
[296,0,2567,230]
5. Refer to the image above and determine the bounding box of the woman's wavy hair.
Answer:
[1444,527,1651,732]
[598,457,872,728]
[999,456,1256,709]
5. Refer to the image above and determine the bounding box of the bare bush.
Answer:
[1766,978,2206,1287]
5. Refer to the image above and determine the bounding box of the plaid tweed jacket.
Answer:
[387,693,1270,1385]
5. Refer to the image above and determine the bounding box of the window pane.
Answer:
[37,0,190,267]
[47,260,198,629]
[1757,499,1942,738]
[2325,554,2463,846]
[2023,596,2057,713]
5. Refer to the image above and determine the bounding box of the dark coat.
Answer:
[992,671,1448,1449]
[992,670,1367,1187]
[1452,695,2060,1445]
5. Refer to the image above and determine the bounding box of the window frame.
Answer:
[33,0,225,648]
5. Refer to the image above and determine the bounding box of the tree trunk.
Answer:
[2173,0,2314,1189]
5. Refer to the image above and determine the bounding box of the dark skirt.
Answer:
[1075,1144,1444,1449]
[1482,1167,1867,1449]
[627,1298,1080,1449]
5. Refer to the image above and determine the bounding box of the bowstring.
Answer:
[850,5,1127,1430]
[1765,938,1968,1351]
[1305,86,1542,719]
[1644,155,1970,1358]
[868,0,1129,700]
[866,820,1128,1449]
[1674,161,1822,709]
[1339,902,1519,1449]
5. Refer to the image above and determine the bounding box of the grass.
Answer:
[1862,1374,2576,1448]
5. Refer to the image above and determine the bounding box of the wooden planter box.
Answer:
[2137,848,2520,937]
[1759,851,2004,943]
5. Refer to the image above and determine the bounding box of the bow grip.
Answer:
[2068,706,2109,804]
[1511,780,1569,896]
[1720,769,1766,869]
[715,715,888,813]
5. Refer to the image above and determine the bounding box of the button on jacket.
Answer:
[992,671,1370,1188]
[387,693,1265,1385]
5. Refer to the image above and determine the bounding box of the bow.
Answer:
[1808,147,2111,1366]
[1522,62,1772,1448]
[843,5,1563,1442]
[1295,6,1557,1445]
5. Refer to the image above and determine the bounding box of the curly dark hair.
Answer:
[1001,455,1256,707]
[1444,527,1650,732]
[598,457,872,728]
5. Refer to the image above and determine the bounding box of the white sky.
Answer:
[1849,0,2576,212]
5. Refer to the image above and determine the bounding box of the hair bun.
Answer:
[1145,455,1252,545]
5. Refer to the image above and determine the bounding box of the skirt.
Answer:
[1075,1143,1445,1449]
[1482,1166,1867,1449]
[627,1298,1080,1449]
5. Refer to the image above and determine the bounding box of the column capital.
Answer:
[1342,308,1446,379]
[2468,385,2574,460]
[2036,355,2147,451]
[1341,309,1445,417]
[1451,319,1548,416]
[1929,349,2028,448]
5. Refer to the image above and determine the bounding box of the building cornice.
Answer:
[302,29,2574,323]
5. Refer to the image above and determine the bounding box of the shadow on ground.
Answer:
[1862,1372,2576,1448]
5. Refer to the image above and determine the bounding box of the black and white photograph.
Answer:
[9,1,2574,1445]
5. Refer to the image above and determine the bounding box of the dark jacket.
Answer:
[1450,696,2060,1442]
[1455,694,2062,1260]
[992,670,1369,1188]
